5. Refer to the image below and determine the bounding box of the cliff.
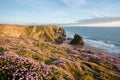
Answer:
[0,24,66,43]
[0,24,120,80]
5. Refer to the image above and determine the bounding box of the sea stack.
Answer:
[69,33,84,45]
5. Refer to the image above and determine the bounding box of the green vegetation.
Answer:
[25,26,34,37]
[0,47,8,52]
[0,39,11,44]
[0,36,120,80]
[0,25,66,42]
[82,75,94,80]
[0,25,120,80]
[65,61,82,80]
[35,26,43,33]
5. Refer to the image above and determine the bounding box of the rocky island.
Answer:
[0,24,120,80]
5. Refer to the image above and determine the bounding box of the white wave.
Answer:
[84,39,120,56]
[67,34,73,38]
[66,31,74,38]
[107,41,120,45]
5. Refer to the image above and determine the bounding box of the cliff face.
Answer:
[0,24,66,42]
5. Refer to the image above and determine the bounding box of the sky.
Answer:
[0,0,120,25]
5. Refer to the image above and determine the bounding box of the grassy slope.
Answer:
[0,24,120,80]
[0,36,120,80]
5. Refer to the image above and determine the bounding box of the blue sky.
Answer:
[0,0,120,24]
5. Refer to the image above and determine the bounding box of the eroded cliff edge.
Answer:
[0,24,66,43]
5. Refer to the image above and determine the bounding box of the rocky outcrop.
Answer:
[0,24,66,43]
[55,27,66,44]
[69,34,84,45]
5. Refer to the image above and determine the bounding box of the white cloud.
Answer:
[72,21,120,27]
[77,16,120,24]
[64,16,120,27]
[62,0,86,7]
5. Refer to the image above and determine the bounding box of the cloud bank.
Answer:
[78,16,120,24]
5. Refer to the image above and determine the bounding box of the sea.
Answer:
[63,27,120,57]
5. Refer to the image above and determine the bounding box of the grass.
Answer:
[25,26,34,37]
[16,45,25,49]
[0,39,11,44]
[80,62,117,80]
[35,26,44,33]
[83,62,105,72]
[16,49,47,62]
[33,42,49,51]
[0,47,8,52]
[38,31,54,42]
[77,54,85,60]
[16,49,34,58]
[0,34,120,80]
[65,61,82,80]
[82,75,94,80]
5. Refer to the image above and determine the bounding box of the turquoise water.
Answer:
[63,27,120,57]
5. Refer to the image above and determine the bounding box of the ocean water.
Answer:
[63,27,120,57]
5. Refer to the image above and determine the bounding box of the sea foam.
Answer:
[84,39,120,56]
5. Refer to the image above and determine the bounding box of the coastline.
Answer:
[63,38,106,54]
[0,25,120,80]
[62,39,120,59]
[64,27,120,57]
[62,43,113,55]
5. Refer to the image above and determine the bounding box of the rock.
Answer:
[67,38,73,40]
[64,38,73,44]
[55,36,66,44]
[55,27,66,44]
[69,34,84,45]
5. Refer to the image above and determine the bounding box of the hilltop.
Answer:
[0,24,120,80]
